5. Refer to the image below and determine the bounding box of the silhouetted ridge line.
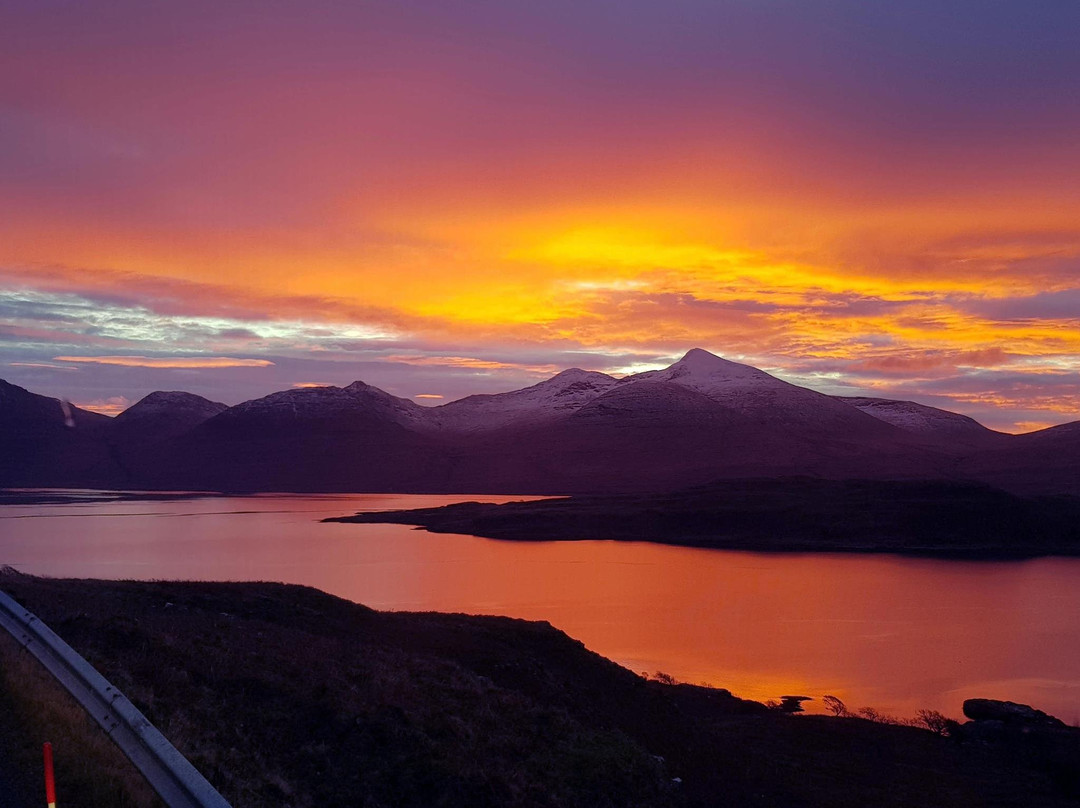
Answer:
[1,349,1076,496]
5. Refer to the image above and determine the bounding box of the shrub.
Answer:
[912,710,953,736]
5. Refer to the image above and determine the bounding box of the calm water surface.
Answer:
[2,492,1078,722]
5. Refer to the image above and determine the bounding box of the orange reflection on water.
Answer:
[2,494,1078,723]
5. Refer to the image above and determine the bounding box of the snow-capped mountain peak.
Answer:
[625,348,785,396]
[529,368,618,396]
[425,367,617,432]
[220,381,425,428]
[624,348,902,436]
[117,391,227,420]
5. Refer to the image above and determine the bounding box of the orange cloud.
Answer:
[385,355,562,374]
[54,356,274,368]
[942,390,1080,416]
[73,396,130,416]
[848,350,1010,374]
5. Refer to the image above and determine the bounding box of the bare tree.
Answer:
[822,695,848,716]
[913,709,953,736]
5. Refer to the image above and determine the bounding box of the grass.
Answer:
[0,629,162,807]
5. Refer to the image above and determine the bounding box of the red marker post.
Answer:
[43,742,56,808]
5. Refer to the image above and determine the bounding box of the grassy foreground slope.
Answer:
[0,573,1075,808]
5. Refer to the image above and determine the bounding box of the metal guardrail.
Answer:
[0,589,231,808]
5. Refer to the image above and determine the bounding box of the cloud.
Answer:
[847,349,1010,376]
[73,396,130,416]
[961,288,1080,321]
[8,361,78,371]
[384,354,562,374]
[414,393,444,399]
[0,265,413,332]
[54,355,274,368]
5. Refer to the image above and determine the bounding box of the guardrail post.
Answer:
[43,741,56,808]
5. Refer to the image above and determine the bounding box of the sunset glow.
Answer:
[3,1,1079,431]
[54,356,276,369]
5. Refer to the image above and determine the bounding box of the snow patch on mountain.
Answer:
[838,396,999,439]
[116,391,227,424]
[224,381,426,426]
[426,368,618,432]
[623,349,897,434]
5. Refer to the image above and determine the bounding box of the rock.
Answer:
[962,699,1066,728]
[778,695,812,713]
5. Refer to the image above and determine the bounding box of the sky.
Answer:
[2,0,1079,432]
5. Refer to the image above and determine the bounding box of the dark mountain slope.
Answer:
[134,382,452,492]
[111,391,227,441]
[961,420,1080,495]
[0,379,116,487]
[441,380,761,493]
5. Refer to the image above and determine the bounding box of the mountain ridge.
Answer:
[1,349,1076,496]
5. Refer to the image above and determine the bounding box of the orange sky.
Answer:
[2,1,1079,431]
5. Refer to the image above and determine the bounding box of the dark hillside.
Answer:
[0,379,117,488]
[0,575,1076,807]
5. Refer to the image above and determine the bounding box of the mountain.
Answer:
[2,348,1076,496]
[626,349,903,440]
[443,369,954,493]
[961,420,1080,495]
[424,368,617,433]
[219,381,427,427]
[136,382,450,492]
[435,349,919,493]
[0,379,115,487]
[112,391,228,441]
[443,379,764,492]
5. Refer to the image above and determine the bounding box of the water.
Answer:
[2,492,1078,723]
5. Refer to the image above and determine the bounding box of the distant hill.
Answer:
[1,349,1077,497]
